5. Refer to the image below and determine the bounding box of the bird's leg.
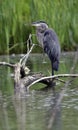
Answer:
[52,62,54,76]
[52,69,54,76]
[50,63,56,90]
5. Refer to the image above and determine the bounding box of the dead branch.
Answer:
[20,34,35,68]
[0,60,78,91]
[27,33,36,52]
[26,74,78,90]
[55,78,66,83]
[0,62,15,68]
[20,44,35,67]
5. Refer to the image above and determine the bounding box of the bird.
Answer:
[32,21,60,76]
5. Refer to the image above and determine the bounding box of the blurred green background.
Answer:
[0,0,78,54]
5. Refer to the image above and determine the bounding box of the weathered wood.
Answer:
[0,60,78,91]
[21,73,45,88]
[24,74,78,90]
[0,62,15,68]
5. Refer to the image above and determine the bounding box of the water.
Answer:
[0,53,78,130]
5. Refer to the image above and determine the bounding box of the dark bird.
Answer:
[32,21,60,76]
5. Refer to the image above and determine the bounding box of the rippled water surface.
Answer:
[0,53,78,130]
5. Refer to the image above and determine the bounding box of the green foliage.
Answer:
[0,0,31,54]
[0,0,78,54]
[31,0,78,51]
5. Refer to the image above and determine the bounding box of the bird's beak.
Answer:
[31,22,40,27]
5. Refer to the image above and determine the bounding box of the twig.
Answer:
[55,78,66,83]
[19,34,35,67]
[19,33,43,68]
[0,62,15,68]
[27,33,36,52]
[27,33,32,52]
[20,44,35,67]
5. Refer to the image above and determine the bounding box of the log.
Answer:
[20,73,78,90]
[0,61,78,92]
[0,59,78,93]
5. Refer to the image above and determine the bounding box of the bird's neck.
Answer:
[36,30,44,47]
[37,27,47,33]
[36,28,46,37]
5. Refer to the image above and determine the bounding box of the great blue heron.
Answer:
[32,21,60,76]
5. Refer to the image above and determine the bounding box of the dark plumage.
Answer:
[43,29,60,75]
[32,21,60,75]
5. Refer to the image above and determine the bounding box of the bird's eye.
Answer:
[41,25,45,30]
[42,25,44,28]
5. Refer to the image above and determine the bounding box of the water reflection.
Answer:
[0,90,62,130]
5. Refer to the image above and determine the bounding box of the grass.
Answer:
[0,0,78,54]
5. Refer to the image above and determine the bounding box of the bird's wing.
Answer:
[43,29,60,61]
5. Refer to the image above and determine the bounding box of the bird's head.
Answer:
[32,21,48,33]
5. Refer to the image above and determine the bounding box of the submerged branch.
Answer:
[26,73,78,90]
[55,78,66,83]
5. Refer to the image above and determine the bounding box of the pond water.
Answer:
[0,53,78,130]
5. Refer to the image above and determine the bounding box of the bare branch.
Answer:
[19,34,35,67]
[27,33,36,52]
[20,44,35,67]
[55,78,66,83]
[0,62,15,68]
[26,74,78,90]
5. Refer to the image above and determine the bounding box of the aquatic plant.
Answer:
[0,0,77,54]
